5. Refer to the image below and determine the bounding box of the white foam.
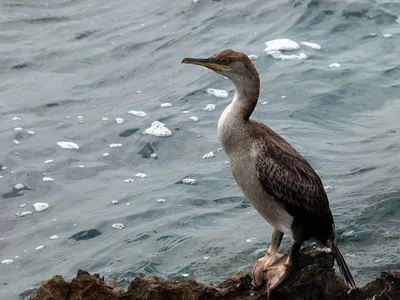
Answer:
[266,51,307,60]
[182,178,197,185]
[103,153,110,157]
[52,219,57,222]
[111,223,125,230]
[182,110,189,114]
[247,54,258,60]
[13,140,20,145]
[264,39,299,52]
[301,41,321,50]
[150,153,158,158]
[203,256,210,260]
[14,183,24,190]
[126,203,131,206]
[33,202,49,212]
[12,117,21,121]
[329,63,341,68]
[128,110,147,117]
[57,141,79,150]
[202,151,216,159]
[26,130,35,135]
[182,273,189,277]
[116,118,124,124]
[206,88,228,98]
[78,165,85,168]
[14,127,23,131]
[102,117,109,121]
[42,177,54,182]
[135,173,147,178]
[281,95,287,99]
[342,230,355,237]
[50,235,59,240]
[109,143,122,148]
[157,199,166,203]
[136,90,142,94]
[262,101,268,105]
[44,160,54,164]
[189,116,199,122]
[111,200,119,205]
[35,245,45,250]
[383,33,392,38]
[124,178,134,183]
[143,121,172,137]
[1,259,14,264]
[20,204,26,208]
[0,176,3,179]
[203,104,216,111]
[15,211,32,217]
[160,103,172,108]
[324,185,332,191]
[246,237,257,243]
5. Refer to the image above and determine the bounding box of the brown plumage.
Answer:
[182,49,356,295]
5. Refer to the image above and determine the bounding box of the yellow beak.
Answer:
[181,57,230,72]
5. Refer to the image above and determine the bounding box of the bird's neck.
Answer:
[218,75,260,148]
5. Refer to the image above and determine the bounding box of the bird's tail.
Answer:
[326,239,357,289]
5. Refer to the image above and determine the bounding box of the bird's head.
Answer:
[182,49,258,86]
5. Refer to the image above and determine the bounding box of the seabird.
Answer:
[182,49,357,295]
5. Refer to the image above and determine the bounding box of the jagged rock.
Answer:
[29,270,124,300]
[28,246,400,300]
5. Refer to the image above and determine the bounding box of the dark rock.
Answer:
[45,102,59,108]
[138,142,157,159]
[28,246,400,300]
[11,63,28,70]
[119,128,139,137]
[2,185,33,199]
[70,229,102,241]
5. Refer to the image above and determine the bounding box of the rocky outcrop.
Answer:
[28,246,400,300]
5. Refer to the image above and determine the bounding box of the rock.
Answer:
[28,246,400,300]
[138,142,157,159]
[29,270,124,300]
[69,229,102,241]
[119,128,139,137]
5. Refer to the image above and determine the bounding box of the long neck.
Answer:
[218,71,260,148]
[230,75,260,120]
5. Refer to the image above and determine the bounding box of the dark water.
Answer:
[1,0,400,298]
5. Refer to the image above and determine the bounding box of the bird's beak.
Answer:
[181,57,230,72]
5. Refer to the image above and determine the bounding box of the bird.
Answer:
[182,49,357,295]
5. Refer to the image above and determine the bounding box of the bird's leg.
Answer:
[267,228,284,256]
[252,229,284,288]
[266,242,301,297]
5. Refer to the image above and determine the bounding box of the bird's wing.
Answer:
[254,141,331,219]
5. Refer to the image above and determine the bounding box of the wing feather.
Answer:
[252,127,331,219]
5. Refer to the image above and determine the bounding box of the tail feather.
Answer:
[327,239,357,289]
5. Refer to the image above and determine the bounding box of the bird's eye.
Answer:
[220,58,230,65]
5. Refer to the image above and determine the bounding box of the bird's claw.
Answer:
[252,252,286,288]
[265,263,292,298]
